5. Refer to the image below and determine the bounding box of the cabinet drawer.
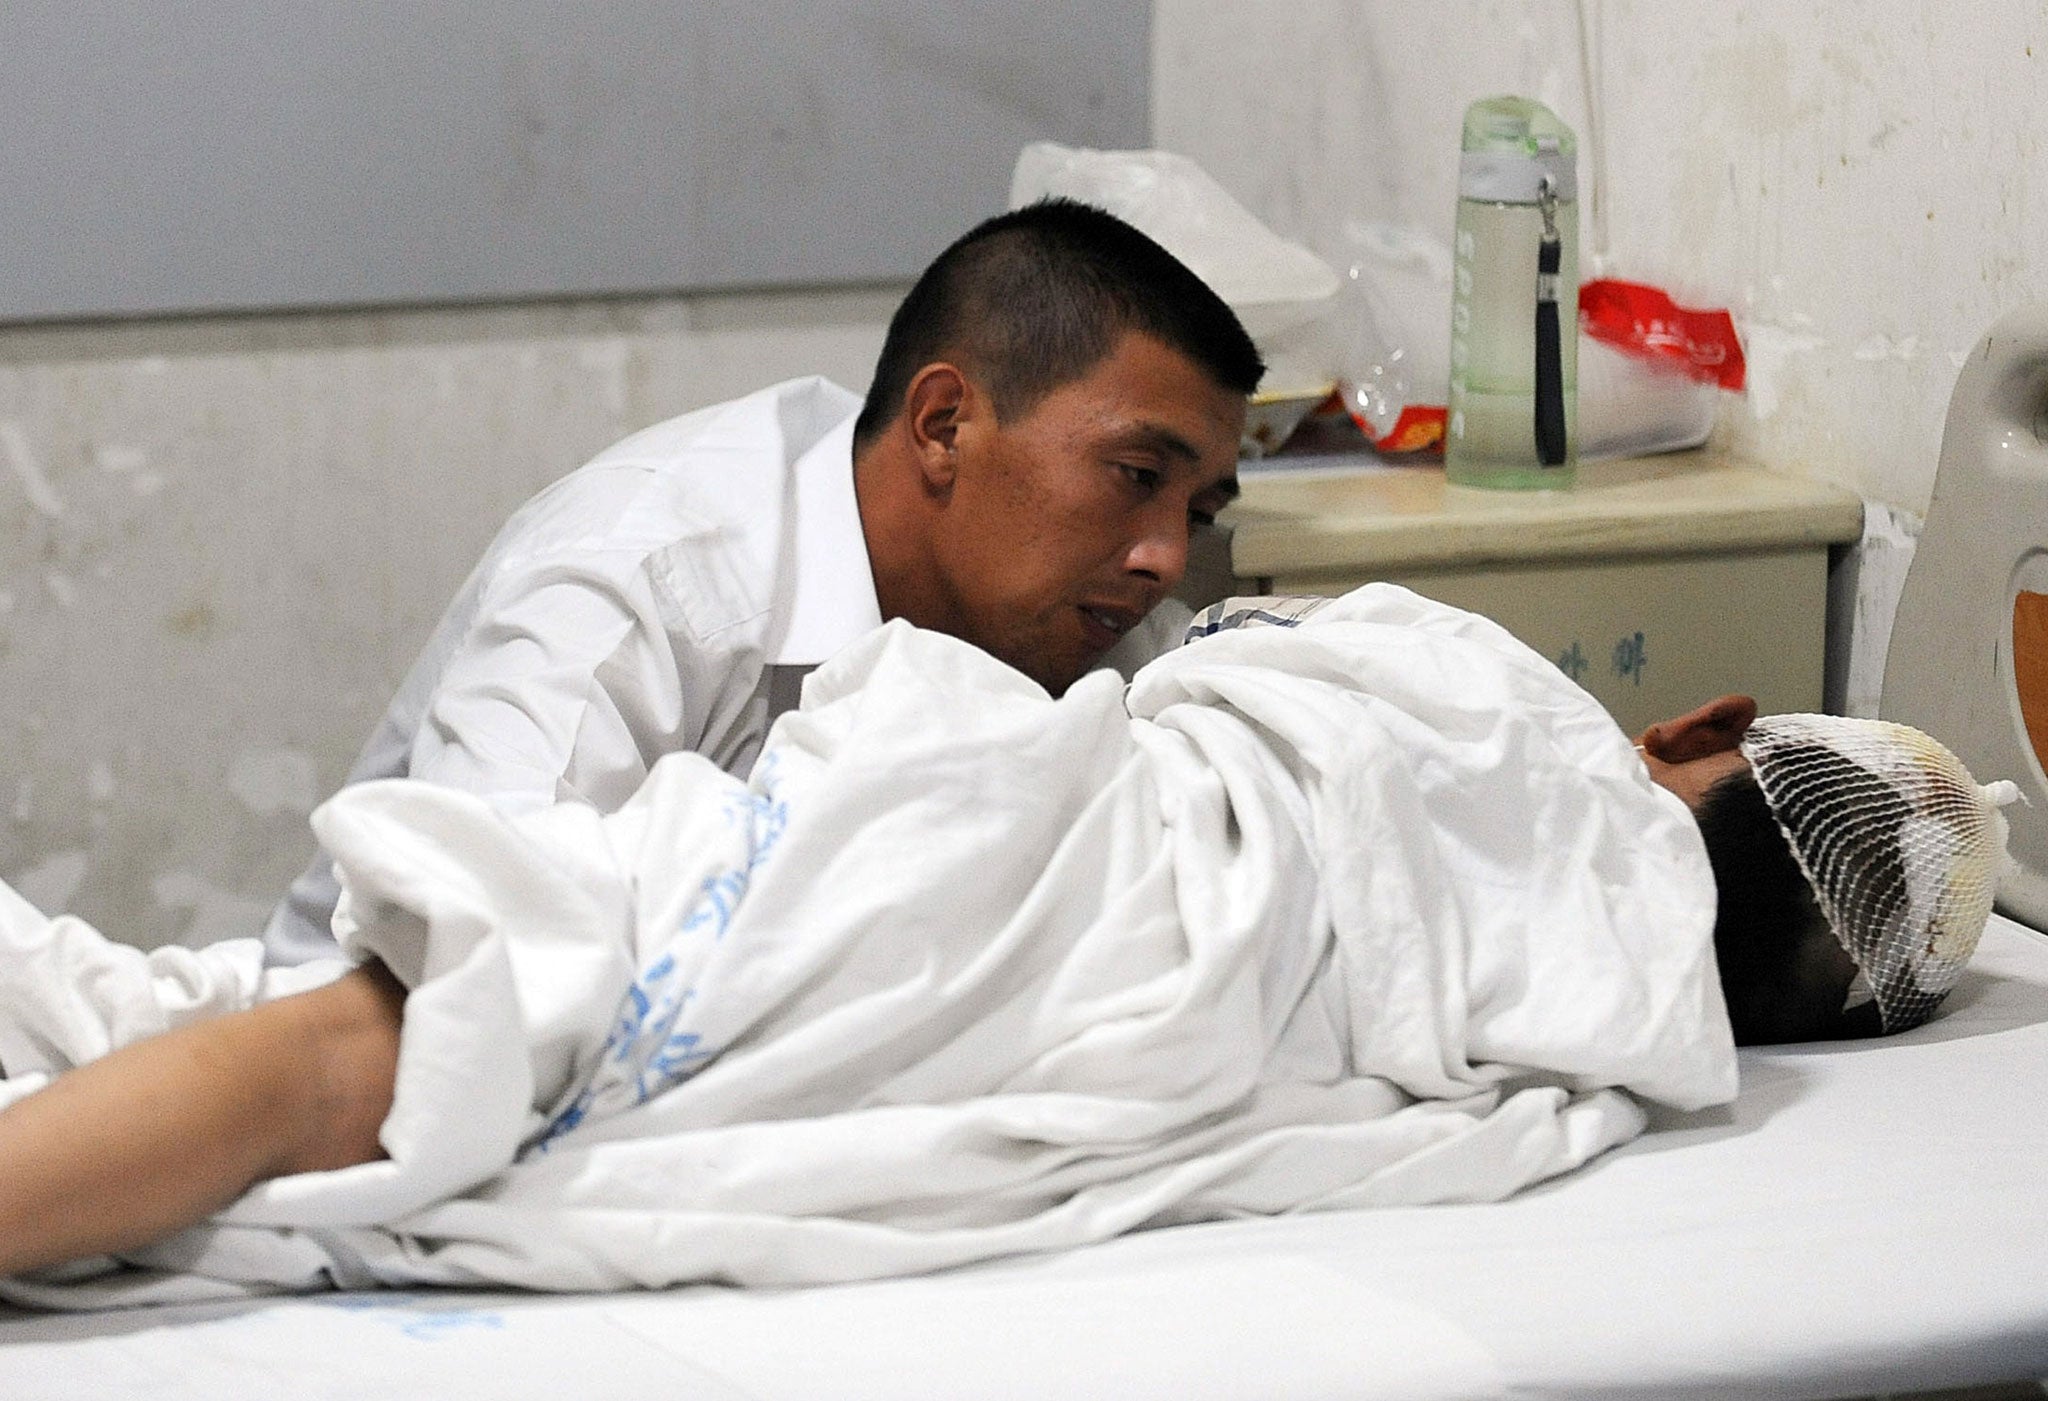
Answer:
[1253,547,1828,736]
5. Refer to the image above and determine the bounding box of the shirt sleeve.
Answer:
[407,552,692,818]
[265,547,719,968]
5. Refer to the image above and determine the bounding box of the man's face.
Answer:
[933,332,1246,693]
[1637,694,1758,808]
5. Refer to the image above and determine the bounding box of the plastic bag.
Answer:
[1328,222,1454,453]
[1575,279,1746,456]
[1331,221,1746,459]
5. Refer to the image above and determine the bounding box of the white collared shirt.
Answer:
[263,378,880,963]
[263,375,1192,964]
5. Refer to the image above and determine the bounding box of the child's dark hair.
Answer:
[1696,769,1883,1044]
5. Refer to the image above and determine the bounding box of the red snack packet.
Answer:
[1371,404,1448,454]
[1578,279,1746,391]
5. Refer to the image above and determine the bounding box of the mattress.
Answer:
[4,914,2044,1401]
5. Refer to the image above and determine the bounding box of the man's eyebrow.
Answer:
[1117,422,1203,463]
[1115,424,1241,501]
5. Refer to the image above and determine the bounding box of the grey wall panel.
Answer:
[0,2,1149,321]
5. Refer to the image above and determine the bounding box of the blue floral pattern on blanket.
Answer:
[532,763,790,1151]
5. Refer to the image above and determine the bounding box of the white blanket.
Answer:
[0,586,1735,1304]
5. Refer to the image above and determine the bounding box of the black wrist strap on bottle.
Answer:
[1534,176,1567,466]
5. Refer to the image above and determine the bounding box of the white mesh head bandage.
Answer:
[1739,714,2019,1033]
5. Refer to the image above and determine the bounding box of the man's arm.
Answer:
[0,962,403,1278]
[266,564,680,967]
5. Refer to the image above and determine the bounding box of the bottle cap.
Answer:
[1459,96,1577,204]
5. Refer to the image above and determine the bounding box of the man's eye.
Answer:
[1118,463,1163,491]
[1189,510,1218,533]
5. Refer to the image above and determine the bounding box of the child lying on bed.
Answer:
[0,586,2012,1302]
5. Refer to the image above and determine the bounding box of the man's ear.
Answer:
[903,364,970,490]
[1639,694,1759,762]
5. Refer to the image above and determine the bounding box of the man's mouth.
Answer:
[1080,605,1134,638]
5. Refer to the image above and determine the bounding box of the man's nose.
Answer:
[1124,507,1190,593]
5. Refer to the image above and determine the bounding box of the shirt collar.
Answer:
[772,414,882,665]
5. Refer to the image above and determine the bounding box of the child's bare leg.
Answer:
[0,961,404,1277]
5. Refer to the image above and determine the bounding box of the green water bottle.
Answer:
[1446,96,1579,489]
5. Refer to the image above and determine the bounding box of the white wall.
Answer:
[0,291,893,946]
[1154,0,2048,516]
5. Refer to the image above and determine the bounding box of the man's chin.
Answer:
[1005,645,1096,698]
[1028,662,1087,698]
[972,617,1102,696]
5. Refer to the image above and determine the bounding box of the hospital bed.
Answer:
[4,313,2048,1399]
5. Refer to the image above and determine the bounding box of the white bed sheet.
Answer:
[4,914,2046,1401]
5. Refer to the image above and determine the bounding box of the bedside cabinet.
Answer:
[1217,450,1864,737]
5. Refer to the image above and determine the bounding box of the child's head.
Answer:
[1694,765,1881,1043]
[1640,699,2015,1045]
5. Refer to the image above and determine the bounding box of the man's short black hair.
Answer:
[852,198,1265,448]
[1696,769,1883,1045]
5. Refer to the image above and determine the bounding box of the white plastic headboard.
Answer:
[1883,305,2048,928]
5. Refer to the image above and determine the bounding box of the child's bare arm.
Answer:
[0,961,404,1278]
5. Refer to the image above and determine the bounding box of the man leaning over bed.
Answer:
[261,197,1258,967]
[0,197,1261,1281]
